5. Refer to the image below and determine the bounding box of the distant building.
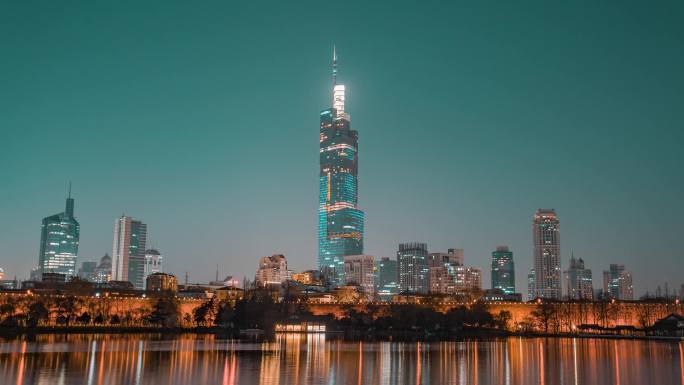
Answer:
[491,246,515,294]
[483,289,523,302]
[143,249,163,289]
[78,261,97,281]
[255,254,288,287]
[603,264,633,300]
[112,216,147,289]
[527,269,536,300]
[38,191,80,279]
[94,253,112,283]
[458,266,482,291]
[564,254,593,300]
[446,248,464,266]
[533,209,561,299]
[375,257,399,301]
[0,267,4,280]
[291,270,324,286]
[343,255,375,296]
[397,242,429,294]
[146,272,177,293]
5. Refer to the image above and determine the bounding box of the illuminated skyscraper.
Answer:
[143,249,163,289]
[491,246,515,294]
[112,215,147,289]
[398,242,429,294]
[533,209,561,299]
[38,189,79,279]
[602,264,633,300]
[318,47,364,286]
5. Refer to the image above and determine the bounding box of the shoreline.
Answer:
[1,327,682,342]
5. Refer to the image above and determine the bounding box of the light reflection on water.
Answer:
[0,334,682,385]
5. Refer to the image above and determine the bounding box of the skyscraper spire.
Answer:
[332,45,337,87]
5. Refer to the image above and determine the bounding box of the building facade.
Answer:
[603,264,633,300]
[343,255,375,296]
[255,254,288,287]
[112,216,148,289]
[491,246,515,294]
[78,261,97,281]
[375,257,399,301]
[564,254,594,300]
[533,209,561,299]
[318,49,364,287]
[397,242,429,294]
[143,249,163,289]
[527,269,536,301]
[146,272,178,293]
[38,193,80,279]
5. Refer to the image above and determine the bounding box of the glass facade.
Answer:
[491,246,515,294]
[376,257,399,301]
[533,209,561,299]
[397,242,429,294]
[38,196,79,279]
[317,55,364,287]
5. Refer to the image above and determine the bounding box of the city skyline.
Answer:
[2,2,683,297]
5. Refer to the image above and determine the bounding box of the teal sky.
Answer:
[2,1,683,296]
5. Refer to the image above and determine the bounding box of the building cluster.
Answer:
[3,50,666,305]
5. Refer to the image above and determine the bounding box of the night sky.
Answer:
[2,1,683,296]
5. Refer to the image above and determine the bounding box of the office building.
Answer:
[491,246,515,294]
[318,48,364,287]
[527,269,536,301]
[376,257,399,301]
[343,255,375,295]
[564,254,593,300]
[78,261,97,281]
[112,216,148,289]
[38,190,80,279]
[533,209,561,299]
[397,242,429,294]
[603,264,634,300]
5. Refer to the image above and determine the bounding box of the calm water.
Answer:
[0,334,683,385]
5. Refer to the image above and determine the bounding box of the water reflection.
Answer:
[0,334,682,385]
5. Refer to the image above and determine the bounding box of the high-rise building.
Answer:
[397,242,429,294]
[343,255,375,296]
[491,246,515,294]
[143,249,163,289]
[376,257,399,301]
[255,254,288,287]
[318,48,364,287]
[564,254,593,300]
[602,264,633,300]
[112,216,147,289]
[527,269,536,301]
[146,272,178,293]
[533,209,561,299]
[446,248,464,266]
[78,261,97,281]
[94,253,112,283]
[38,191,80,279]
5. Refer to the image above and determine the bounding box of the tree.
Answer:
[193,298,216,326]
[26,300,50,327]
[149,297,181,328]
[54,296,81,326]
[495,310,512,330]
[531,302,557,333]
[215,300,235,327]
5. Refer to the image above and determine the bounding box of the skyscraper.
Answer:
[564,254,593,300]
[112,215,147,289]
[38,190,79,279]
[491,246,515,294]
[143,249,163,289]
[376,257,399,301]
[527,269,536,301]
[602,264,633,300]
[318,47,364,287]
[343,255,375,296]
[533,209,561,299]
[397,242,429,294]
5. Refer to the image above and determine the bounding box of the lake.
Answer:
[0,334,683,385]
